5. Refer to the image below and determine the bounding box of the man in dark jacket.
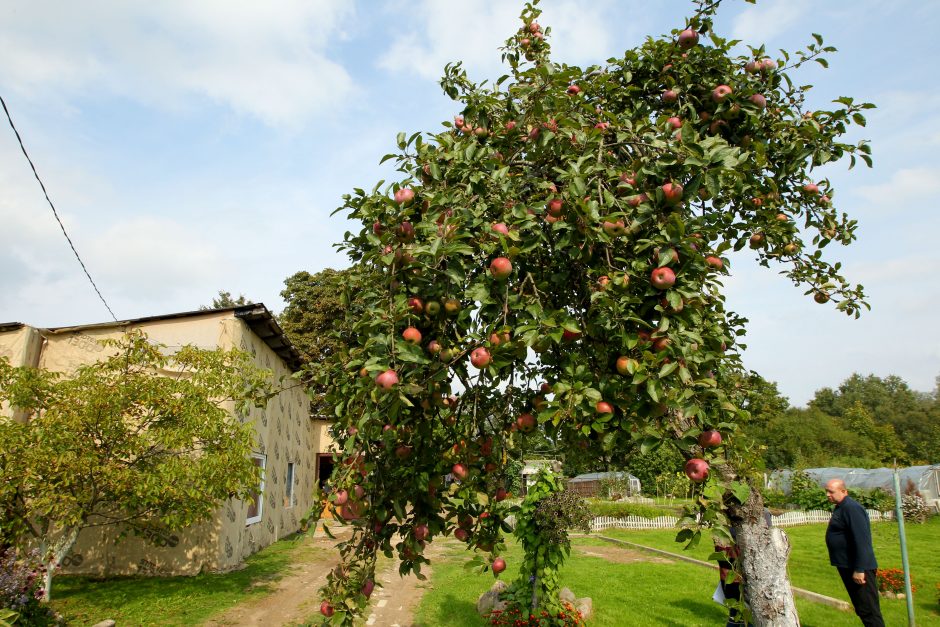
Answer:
[825,478,885,626]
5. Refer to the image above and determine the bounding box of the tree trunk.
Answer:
[730,484,800,627]
[39,525,81,602]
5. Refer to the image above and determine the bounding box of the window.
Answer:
[246,453,266,525]
[285,461,296,509]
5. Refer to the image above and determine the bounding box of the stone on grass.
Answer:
[91,621,116,627]
[575,597,593,621]
[560,587,576,603]
[477,580,509,616]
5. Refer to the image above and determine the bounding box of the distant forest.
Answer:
[745,373,940,470]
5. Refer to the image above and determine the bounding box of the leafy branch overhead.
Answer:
[313,0,873,623]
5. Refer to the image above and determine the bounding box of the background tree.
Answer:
[314,1,873,624]
[199,290,253,310]
[0,331,273,600]
[279,267,366,415]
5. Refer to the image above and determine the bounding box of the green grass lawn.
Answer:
[416,518,940,626]
[50,533,328,626]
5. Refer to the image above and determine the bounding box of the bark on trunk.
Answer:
[730,484,800,626]
[39,526,81,602]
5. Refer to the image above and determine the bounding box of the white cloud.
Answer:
[853,166,940,209]
[86,217,225,299]
[0,0,356,127]
[377,0,623,81]
[731,0,811,44]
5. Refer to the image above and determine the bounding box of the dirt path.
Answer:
[363,541,445,627]
[204,529,348,627]
[204,529,444,627]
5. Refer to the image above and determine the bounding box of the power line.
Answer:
[1,94,117,321]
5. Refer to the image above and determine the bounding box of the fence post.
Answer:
[893,467,916,626]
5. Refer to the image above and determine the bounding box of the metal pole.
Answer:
[893,467,916,626]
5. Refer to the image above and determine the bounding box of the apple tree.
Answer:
[312,1,872,624]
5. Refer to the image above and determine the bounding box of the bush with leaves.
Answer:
[0,549,60,626]
[495,470,589,626]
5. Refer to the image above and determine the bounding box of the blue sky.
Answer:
[1,0,938,406]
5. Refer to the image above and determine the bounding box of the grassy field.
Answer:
[50,532,328,626]
[604,516,940,625]
[416,518,940,627]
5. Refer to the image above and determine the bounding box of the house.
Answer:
[0,304,337,576]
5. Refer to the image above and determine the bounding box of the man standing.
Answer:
[825,478,885,627]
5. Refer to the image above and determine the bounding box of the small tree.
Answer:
[498,470,591,625]
[200,290,253,310]
[0,331,273,600]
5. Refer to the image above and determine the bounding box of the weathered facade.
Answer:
[0,304,336,576]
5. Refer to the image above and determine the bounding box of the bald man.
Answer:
[825,478,885,627]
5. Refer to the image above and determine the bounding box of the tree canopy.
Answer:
[312,1,873,623]
[0,331,273,599]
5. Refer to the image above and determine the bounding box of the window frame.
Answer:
[245,453,266,525]
[285,461,296,509]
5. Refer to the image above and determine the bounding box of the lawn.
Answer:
[416,518,940,626]
[601,516,940,626]
[50,532,328,626]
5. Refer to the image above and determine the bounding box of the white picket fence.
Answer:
[587,509,892,532]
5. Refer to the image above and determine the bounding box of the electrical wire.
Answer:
[1,94,117,321]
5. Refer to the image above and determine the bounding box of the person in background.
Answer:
[825,478,885,627]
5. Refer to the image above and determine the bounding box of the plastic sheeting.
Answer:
[767,466,940,504]
[568,471,642,494]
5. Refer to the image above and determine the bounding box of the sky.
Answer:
[1,0,938,406]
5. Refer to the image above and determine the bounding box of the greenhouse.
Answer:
[767,465,940,509]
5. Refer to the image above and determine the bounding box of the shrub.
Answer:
[852,488,894,512]
[0,549,60,626]
[586,499,673,519]
[761,489,789,509]
[789,471,829,510]
[877,568,915,595]
[901,494,930,523]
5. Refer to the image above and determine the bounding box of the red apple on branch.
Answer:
[516,413,536,433]
[661,182,683,204]
[677,28,699,49]
[698,430,722,448]
[361,580,375,598]
[490,257,513,280]
[320,601,335,617]
[394,187,415,205]
[375,369,399,389]
[704,256,723,270]
[492,557,506,575]
[452,463,469,480]
[491,222,510,236]
[685,458,709,483]
[650,267,676,289]
[712,85,733,103]
[470,347,492,368]
[402,327,422,344]
[596,401,614,415]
